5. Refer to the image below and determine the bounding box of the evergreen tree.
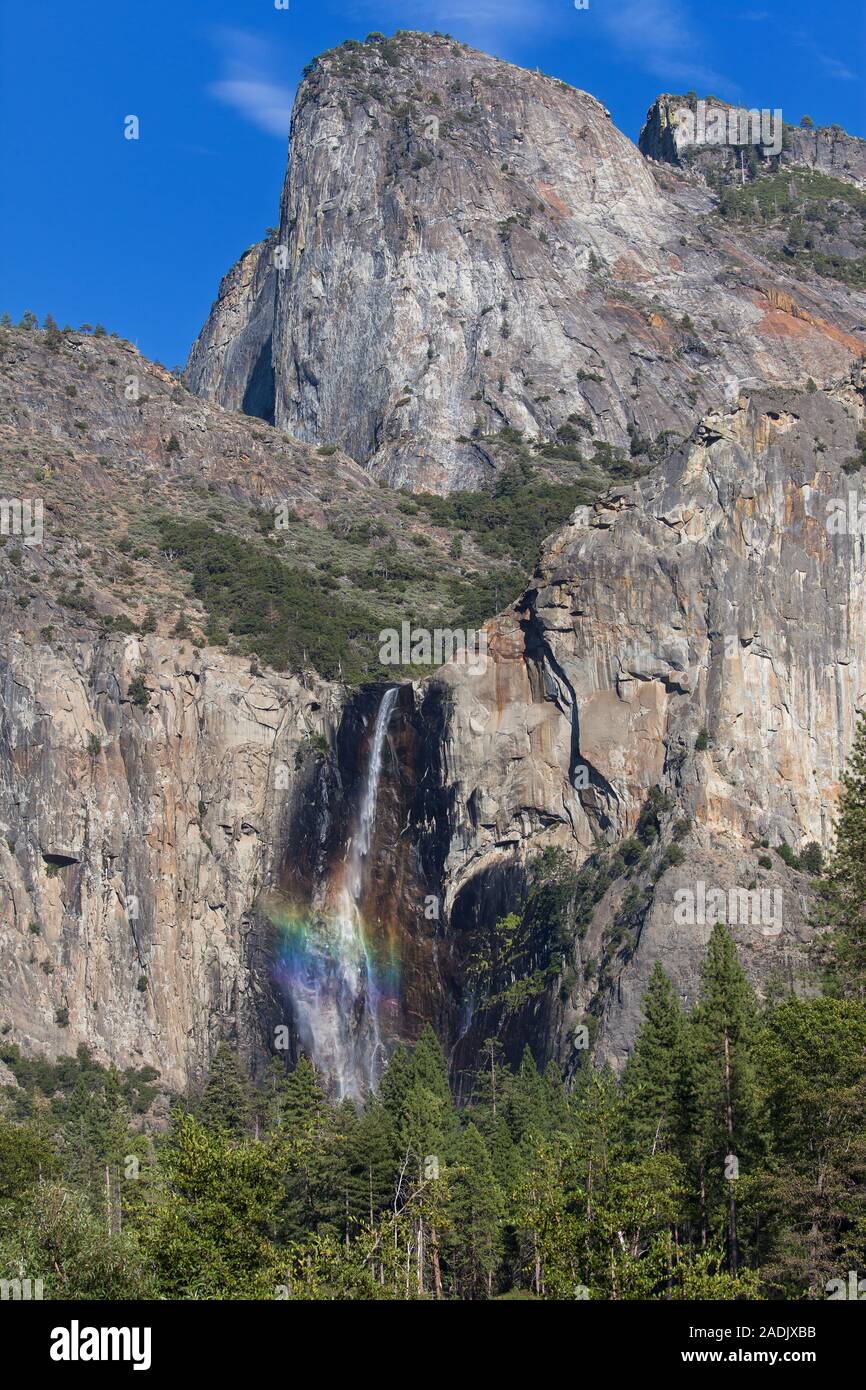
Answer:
[447,1124,504,1298]
[488,1110,522,1197]
[141,1114,283,1298]
[408,1024,451,1104]
[506,1045,548,1144]
[379,1043,412,1121]
[687,925,763,1274]
[196,1042,253,1136]
[623,962,684,1150]
[272,1059,329,1243]
[275,1055,326,1133]
[541,1059,572,1134]
[817,713,866,1000]
[347,1099,399,1226]
[754,996,866,1295]
[318,1097,361,1235]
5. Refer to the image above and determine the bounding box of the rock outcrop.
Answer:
[639,95,866,189]
[0,629,339,1090]
[431,373,866,1068]
[188,32,866,493]
[186,234,277,421]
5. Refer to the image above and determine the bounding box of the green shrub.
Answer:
[777,841,800,869]
[798,841,824,875]
[127,674,150,709]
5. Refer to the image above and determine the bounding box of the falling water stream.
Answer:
[273,687,399,1099]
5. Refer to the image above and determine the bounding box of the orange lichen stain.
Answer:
[610,256,654,283]
[782,485,806,528]
[536,181,571,219]
[752,289,866,358]
[605,298,675,351]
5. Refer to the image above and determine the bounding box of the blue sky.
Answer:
[1,0,863,368]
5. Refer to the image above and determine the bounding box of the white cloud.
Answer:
[208,30,295,137]
[812,51,855,82]
[350,0,552,57]
[598,0,736,95]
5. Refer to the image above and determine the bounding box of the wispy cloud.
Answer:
[812,50,855,82]
[598,0,736,95]
[786,24,857,84]
[208,30,295,137]
[350,0,552,58]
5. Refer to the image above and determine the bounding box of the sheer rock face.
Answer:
[189,33,865,493]
[431,376,866,1066]
[186,235,277,421]
[0,333,864,1086]
[5,38,866,1091]
[640,95,866,188]
[0,632,339,1090]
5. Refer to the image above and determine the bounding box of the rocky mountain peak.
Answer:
[188,34,865,494]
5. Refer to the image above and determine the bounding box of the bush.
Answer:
[777,841,800,870]
[155,516,389,684]
[798,841,824,875]
[659,842,686,872]
[127,673,150,709]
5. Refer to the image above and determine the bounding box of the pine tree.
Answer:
[817,713,866,1000]
[43,312,62,349]
[277,1056,326,1133]
[447,1124,504,1298]
[541,1059,572,1134]
[196,1043,253,1135]
[488,1110,522,1197]
[408,1024,451,1103]
[318,1097,361,1236]
[505,1045,548,1144]
[349,1100,399,1226]
[754,996,866,1295]
[379,1043,412,1121]
[271,1058,328,1243]
[623,962,684,1151]
[688,925,762,1274]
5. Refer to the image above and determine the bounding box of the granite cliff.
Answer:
[188,32,865,493]
[2,32,866,1095]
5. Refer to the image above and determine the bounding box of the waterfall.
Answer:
[358,687,399,852]
[272,687,399,1100]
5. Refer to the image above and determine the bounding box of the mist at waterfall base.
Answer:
[267,687,402,1101]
